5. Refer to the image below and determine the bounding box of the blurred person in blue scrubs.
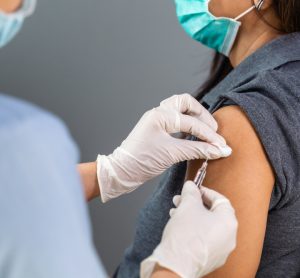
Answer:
[0,1,238,278]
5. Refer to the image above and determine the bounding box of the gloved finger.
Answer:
[160,94,218,131]
[179,114,226,145]
[158,108,225,145]
[201,186,235,213]
[173,138,232,161]
[172,195,181,207]
[169,208,177,217]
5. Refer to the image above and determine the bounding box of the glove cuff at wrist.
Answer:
[96,154,141,203]
[96,154,115,203]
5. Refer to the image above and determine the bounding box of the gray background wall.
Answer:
[0,0,212,275]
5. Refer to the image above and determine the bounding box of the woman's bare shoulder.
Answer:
[186,105,275,277]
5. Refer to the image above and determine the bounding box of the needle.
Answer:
[193,158,208,189]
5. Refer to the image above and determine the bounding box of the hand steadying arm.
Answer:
[78,94,231,202]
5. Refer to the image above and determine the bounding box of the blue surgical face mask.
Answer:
[0,0,36,48]
[174,0,264,56]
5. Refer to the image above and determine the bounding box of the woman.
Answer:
[114,0,300,277]
[0,1,238,278]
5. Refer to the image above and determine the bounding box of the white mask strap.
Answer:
[234,0,264,21]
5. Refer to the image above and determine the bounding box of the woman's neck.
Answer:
[229,10,284,68]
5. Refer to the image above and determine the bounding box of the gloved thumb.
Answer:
[180,181,204,206]
[171,181,202,216]
[172,181,206,208]
[201,186,234,212]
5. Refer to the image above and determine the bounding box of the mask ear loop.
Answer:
[234,0,265,21]
[256,0,265,10]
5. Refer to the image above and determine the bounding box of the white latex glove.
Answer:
[97,94,232,203]
[141,181,238,278]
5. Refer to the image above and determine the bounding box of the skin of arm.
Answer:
[77,162,100,201]
[0,0,22,13]
[186,105,275,278]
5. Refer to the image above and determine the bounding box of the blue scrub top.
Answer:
[0,94,107,277]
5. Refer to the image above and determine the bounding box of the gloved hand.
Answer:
[140,181,238,278]
[97,94,232,203]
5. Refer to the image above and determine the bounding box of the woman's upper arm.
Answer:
[186,105,275,278]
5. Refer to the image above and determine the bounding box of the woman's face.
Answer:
[208,0,258,19]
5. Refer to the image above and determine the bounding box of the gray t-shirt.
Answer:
[114,32,300,277]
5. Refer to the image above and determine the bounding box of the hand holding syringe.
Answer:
[142,158,237,278]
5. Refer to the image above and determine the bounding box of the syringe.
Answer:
[193,158,208,189]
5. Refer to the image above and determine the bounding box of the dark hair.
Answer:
[194,0,300,102]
